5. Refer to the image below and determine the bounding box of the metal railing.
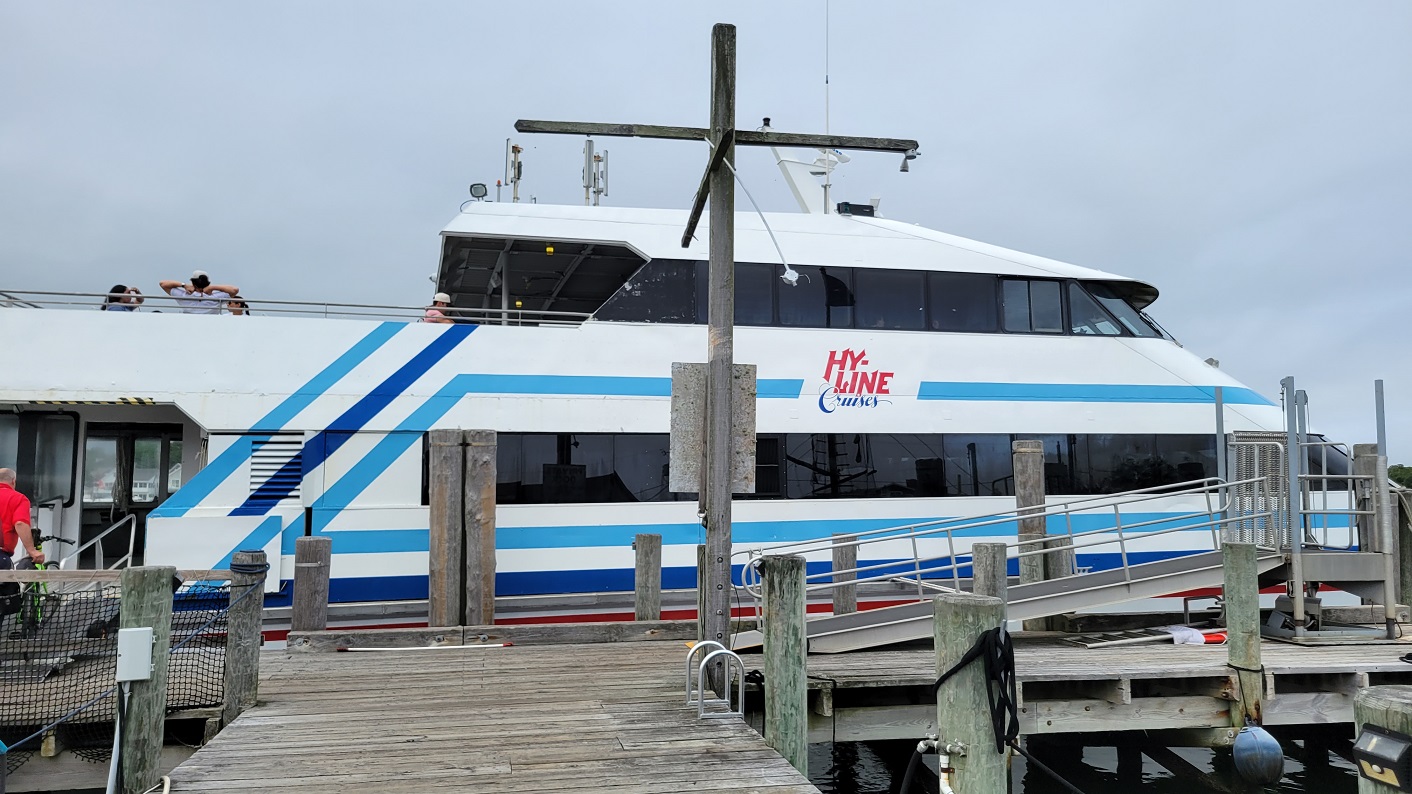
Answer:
[59,514,138,572]
[0,290,594,326]
[1299,439,1371,550]
[734,475,1284,610]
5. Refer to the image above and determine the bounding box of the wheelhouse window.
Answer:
[1002,279,1064,334]
[1085,282,1160,337]
[593,259,698,323]
[1067,283,1123,336]
[928,273,998,332]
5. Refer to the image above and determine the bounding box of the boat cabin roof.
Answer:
[436,203,1158,318]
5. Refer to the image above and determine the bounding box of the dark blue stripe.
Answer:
[153,323,403,518]
[230,325,476,516]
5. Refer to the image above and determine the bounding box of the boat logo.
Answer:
[819,348,894,413]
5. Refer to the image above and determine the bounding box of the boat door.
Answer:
[79,423,184,567]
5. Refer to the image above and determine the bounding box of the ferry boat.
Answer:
[0,155,1344,623]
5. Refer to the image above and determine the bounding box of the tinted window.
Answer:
[820,268,854,328]
[735,262,775,326]
[1002,280,1030,332]
[1002,279,1063,334]
[1086,282,1160,337]
[1015,434,1078,494]
[1031,281,1063,333]
[1068,283,1122,336]
[928,273,998,332]
[777,266,829,327]
[855,269,925,330]
[595,259,697,322]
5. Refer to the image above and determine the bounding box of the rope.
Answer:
[913,627,1089,794]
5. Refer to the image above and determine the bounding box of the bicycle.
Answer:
[5,534,76,640]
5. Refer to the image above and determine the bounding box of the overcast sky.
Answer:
[3,2,1409,458]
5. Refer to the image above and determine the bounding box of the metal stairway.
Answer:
[731,548,1286,653]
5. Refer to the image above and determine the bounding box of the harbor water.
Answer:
[808,741,1361,793]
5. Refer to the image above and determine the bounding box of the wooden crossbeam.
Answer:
[683,128,734,247]
[514,119,918,153]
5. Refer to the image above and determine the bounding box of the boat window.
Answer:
[821,268,855,328]
[855,269,925,330]
[735,262,776,326]
[928,273,998,332]
[593,259,698,323]
[1002,279,1064,334]
[1085,282,1160,337]
[777,266,831,327]
[131,437,163,504]
[83,436,119,505]
[493,431,1219,503]
[497,433,686,504]
[1067,283,1123,336]
[0,413,78,506]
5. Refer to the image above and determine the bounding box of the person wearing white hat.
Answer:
[158,270,240,315]
[423,292,454,324]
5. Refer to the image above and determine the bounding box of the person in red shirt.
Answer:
[0,468,43,566]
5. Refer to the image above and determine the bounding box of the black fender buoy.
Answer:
[1232,726,1284,785]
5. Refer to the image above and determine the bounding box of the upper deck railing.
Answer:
[0,290,593,326]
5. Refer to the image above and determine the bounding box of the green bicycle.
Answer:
[5,534,75,640]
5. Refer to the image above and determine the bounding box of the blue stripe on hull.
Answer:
[304,548,1216,603]
[916,382,1275,405]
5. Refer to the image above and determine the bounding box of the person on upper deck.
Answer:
[226,296,251,316]
[422,292,454,324]
[158,271,240,315]
[101,285,144,311]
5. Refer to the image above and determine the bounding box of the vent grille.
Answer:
[250,436,304,500]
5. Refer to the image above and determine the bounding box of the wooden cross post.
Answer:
[515,23,919,651]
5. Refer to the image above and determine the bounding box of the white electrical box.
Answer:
[116,627,154,682]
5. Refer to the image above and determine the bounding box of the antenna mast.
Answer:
[505,140,524,203]
[823,0,831,214]
[583,139,608,206]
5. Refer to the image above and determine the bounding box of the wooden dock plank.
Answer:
[168,642,818,793]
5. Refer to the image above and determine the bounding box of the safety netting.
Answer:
[1,577,237,775]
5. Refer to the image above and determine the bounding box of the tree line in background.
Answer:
[1392,465,1412,489]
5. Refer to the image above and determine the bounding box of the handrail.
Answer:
[734,474,1288,610]
[0,289,594,325]
[61,514,138,571]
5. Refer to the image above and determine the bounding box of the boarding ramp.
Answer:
[730,472,1289,653]
[732,431,1396,653]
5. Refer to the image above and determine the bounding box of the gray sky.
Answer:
[3,1,1409,458]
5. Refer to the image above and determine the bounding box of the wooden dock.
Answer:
[167,641,819,793]
[738,635,1412,745]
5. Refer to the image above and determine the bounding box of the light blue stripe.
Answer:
[318,529,430,554]
[212,516,283,569]
[450,374,802,399]
[917,382,1275,405]
[758,379,805,399]
[153,322,403,518]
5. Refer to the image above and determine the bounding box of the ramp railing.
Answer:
[734,473,1286,614]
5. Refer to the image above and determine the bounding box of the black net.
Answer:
[1,577,241,774]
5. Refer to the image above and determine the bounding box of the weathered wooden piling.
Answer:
[291,535,331,632]
[224,551,266,726]
[428,429,497,626]
[463,429,498,626]
[935,592,1007,794]
[760,553,808,776]
[1354,686,1412,794]
[427,429,464,627]
[971,542,1008,601]
[1222,541,1263,727]
[1013,440,1048,631]
[832,533,858,615]
[633,533,662,621]
[119,565,176,794]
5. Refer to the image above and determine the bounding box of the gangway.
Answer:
[730,419,1398,653]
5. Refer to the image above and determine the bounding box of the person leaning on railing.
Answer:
[101,284,144,311]
[158,270,240,315]
[422,291,455,324]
